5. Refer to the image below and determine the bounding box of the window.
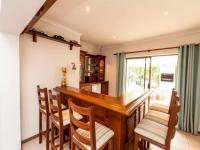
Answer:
[126,57,150,93]
[151,55,178,101]
[126,55,178,103]
[126,58,145,92]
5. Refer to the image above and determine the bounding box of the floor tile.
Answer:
[187,133,200,150]
[22,131,199,150]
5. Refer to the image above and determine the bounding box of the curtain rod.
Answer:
[113,46,180,55]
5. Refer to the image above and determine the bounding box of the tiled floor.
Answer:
[22,130,200,150]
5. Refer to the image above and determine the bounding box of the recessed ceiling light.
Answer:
[86,6,90,12]
[164,12,169,16]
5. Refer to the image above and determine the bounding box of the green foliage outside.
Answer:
[127,66,160,87]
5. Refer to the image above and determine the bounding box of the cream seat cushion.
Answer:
[55,109,82,126]
[41,101,66,113]
[150,103,169,114]
[135,119,168,145]
[145,110,169,126]
[74,122,114,150]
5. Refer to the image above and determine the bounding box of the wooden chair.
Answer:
[68,98,114,150]
[134,92,180,150]
[149,89,176,114]
[37,85,67,149]
[49,90,82,150]
[37,85,50,150]
[145,90,177,126]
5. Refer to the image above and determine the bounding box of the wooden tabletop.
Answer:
[55,86,154,116]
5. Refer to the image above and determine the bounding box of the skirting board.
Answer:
[21,134,39,145]
[21,129,51,145]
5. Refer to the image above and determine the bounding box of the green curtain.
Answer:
[177,44,200,135]
[116,53,126,96]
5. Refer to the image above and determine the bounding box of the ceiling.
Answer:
[43,0,200,46]
[0,0,45,34]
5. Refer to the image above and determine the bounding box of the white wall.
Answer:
[20,20,81,140]
[0,32,21,150]
[81,40,100,55]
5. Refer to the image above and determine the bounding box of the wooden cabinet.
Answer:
[80,51,106,83]
[80,50,108,95]
[80,84,92,92]
[80,82,109,95]
[80,50,108,94]
[98,56,106,82]
[80,50,87,83]
[101,81,109,95]
[85,55,98,82]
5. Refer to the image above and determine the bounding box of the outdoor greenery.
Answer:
[127,66,160,87]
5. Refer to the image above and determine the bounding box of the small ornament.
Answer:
[71,63,76,70]
[61,67,67,87]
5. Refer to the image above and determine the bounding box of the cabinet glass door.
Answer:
[99,59,105,81]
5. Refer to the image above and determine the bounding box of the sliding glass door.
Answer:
[126,57,150,93]
[126,55,178,103]
[151,55,178,102]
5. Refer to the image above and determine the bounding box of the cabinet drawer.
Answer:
[80,85,92,92]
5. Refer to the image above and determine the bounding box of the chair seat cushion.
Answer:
[74,122,114,150]
[150,103,169,113]
[61,104,67,110]
[145,110,169,126]
[41,101,66,113]
[55,109,82,126]
[134,119,168,145]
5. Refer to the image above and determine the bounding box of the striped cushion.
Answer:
[150,103,169,113]
[74,122,114,150]
[135,119,168,145]
[55,109,82,126]
[61,104,67,110]
[41,101,66,113]
[145,110,169,126]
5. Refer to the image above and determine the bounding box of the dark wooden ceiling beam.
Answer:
[21,0,57,34]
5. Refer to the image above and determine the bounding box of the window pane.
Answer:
[126,58,145,92]
[145,58,150,90]
[150,55,178,102]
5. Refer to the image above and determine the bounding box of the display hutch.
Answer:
[80,50,108,95]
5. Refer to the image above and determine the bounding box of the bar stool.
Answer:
[37,85,67,150]
[37,85,50,150]
[49,90,82,150]
[134,92,180,150]
[149,89,176,114]
[145,90,177,126]
[68,98,114,150]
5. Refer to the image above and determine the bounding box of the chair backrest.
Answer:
[48,90,63,127]
[68,98,96,150]
[37,85,49,113]
[166,91,180,143]
[168,88,177,114]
